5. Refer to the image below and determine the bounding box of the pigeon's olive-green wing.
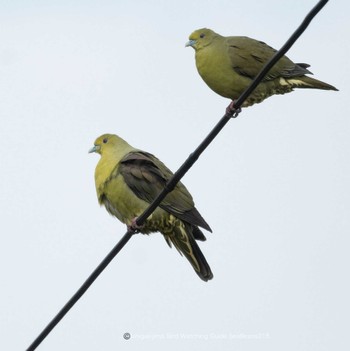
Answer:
[226,36,311,81]
[117,151,212,232]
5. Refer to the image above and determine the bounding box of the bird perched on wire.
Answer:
[89,134,213,281]
[186,28,338,108]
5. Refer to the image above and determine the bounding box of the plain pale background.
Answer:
[1,0,348,350]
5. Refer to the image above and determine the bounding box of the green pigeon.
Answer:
[186,28,338,107]
[89,134,213,281]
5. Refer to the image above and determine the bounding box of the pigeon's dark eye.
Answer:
[200,33,205,38]
[103,138,108,143]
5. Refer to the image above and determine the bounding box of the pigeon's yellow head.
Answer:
[186,28,218,50]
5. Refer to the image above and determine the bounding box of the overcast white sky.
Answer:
[1,1,349,350]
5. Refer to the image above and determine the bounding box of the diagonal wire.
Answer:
[26,1,329,350]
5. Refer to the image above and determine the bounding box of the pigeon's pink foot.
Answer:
[226,100,241,117]
[127,217,143,233]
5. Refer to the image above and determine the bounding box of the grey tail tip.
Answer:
[325,81,339,91]
[193,252,214,282]
[327,84,339,91]
[301,76,339,91]
[200,270,214,282]
[191,240,213,282]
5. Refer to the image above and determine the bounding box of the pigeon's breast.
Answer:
[195,45,250,100]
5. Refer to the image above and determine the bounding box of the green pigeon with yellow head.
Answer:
[89,134,213,281]
[186,28,338,107]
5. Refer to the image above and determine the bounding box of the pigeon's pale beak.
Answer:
[88,145,100,154]
[185,39,196,48]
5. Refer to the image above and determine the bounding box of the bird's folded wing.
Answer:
[116,151,211,231]
[226,36,311,81]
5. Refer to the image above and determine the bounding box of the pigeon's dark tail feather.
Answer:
[165,223,213,282]
[192,226,207,241]
[291,75,338,91]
